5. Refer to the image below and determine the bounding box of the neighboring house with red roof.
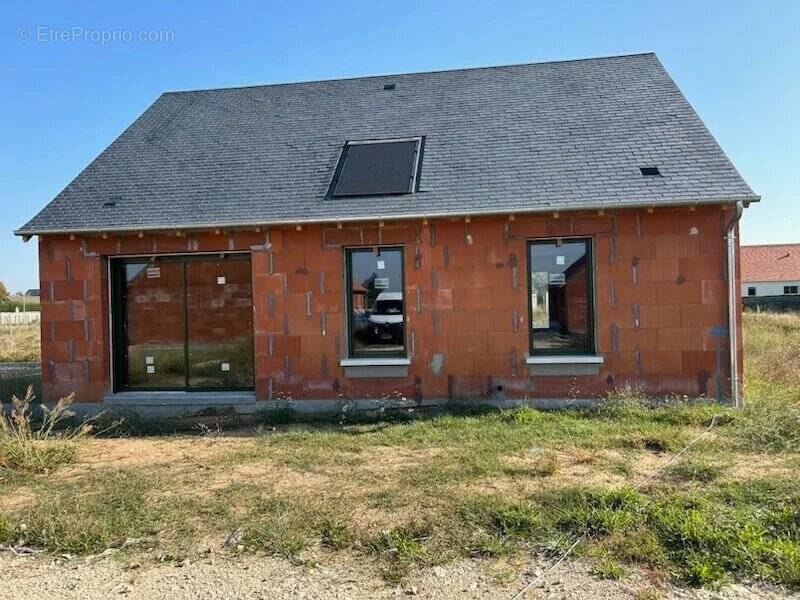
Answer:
[741,244,800,297]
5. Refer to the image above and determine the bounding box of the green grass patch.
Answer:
[666,457,725,482]
[0,471,163,554]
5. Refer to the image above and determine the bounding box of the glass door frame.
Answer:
[110,252,255,393]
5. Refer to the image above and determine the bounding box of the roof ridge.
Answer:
[161,52,658,95]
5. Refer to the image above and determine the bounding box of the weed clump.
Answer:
[0,387,92,473]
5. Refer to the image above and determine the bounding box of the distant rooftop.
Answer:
[17,52,758,236]
[741,244,800,283]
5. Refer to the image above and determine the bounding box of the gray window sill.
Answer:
[340,357,410,378]
[525,355,603,376]
[525,355,604,365]
[340,357,410,367]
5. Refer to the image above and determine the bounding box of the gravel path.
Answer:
[0,553,795,599]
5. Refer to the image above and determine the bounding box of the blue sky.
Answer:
[1,0,798,292]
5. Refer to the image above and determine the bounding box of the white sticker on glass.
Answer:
[376,260,385,270]
[556,256,565,266]
[217,276,226,285]
[374,277,390,289]
[146,266,161,278]
[146,365,156,374]
[145,356,154,365]
[221,362,231,372]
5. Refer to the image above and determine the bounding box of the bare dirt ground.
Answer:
[0,553,794,600]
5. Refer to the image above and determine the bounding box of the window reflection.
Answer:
[529,239,592,353]
[348,247,405,356]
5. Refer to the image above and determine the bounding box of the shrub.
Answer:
[0,387,93,473]
[503,406,544,424]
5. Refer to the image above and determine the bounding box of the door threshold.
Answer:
[105,390,257,406]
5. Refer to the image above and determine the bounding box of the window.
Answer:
[639,166,661,176]
[784,285,798,295]
[329,138,422,197]
[528,238,594,354]
[747,287,756,296]
[346,247,406,357]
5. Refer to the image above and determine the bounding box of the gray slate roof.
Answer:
[16,53,758,235]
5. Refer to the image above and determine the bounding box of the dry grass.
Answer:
[0,312,797,589]
[0,323,40,362]
[0,387,93,473]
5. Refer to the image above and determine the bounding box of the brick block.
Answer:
[286,269,311,294]
[54,320,86,342]
[381,225,420,244]
[52,361,85,384]
[273,251,306,273]
[444,356,476,377]
[604,351,637,374]
[682,351,719,374]
[655,235,701,259]
[639,351,683,375]
[635,258,680,283]
[322,227,363,246]
[435,220,468,246]
[509,217,549,238]
[287,315,319,336]
[287,293,310,315]
[701,280,727,304]
[438,310,475,332]
[436,267,476,288]
[615,283,657,305]
[256,357,287,377]
[615,237,657,260]
[272,335,302,357]
[422,288,453,310]
[473,309,517,332]
[487,330,517,355]
[678,256,724,281]
[480,354,513,376]
[40,258,69,281]
[447,331,487,354]
[473,264,513,289]
[638,304,682,329]
[700,235,725,257]
[53,280,85,302]
[618,328,658,352]
[573,216,615,235]
[452,287,499,311]
[680,303,725,328]
[657,328,703,352]
[312,292,342,314]
[640,212,678,236]
[654,281,702,305]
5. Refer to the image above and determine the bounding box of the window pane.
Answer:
[123,260,187,388]
[349,247,405,355]
[529,240,592,352]
[186,258,254,389]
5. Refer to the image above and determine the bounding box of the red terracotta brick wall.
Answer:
[36,205,742,404]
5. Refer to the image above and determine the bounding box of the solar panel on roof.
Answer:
[331,139,420,197]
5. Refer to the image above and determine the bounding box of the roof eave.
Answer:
[14,193,761,238]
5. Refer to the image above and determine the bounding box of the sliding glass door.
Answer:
[112,254,254,391]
